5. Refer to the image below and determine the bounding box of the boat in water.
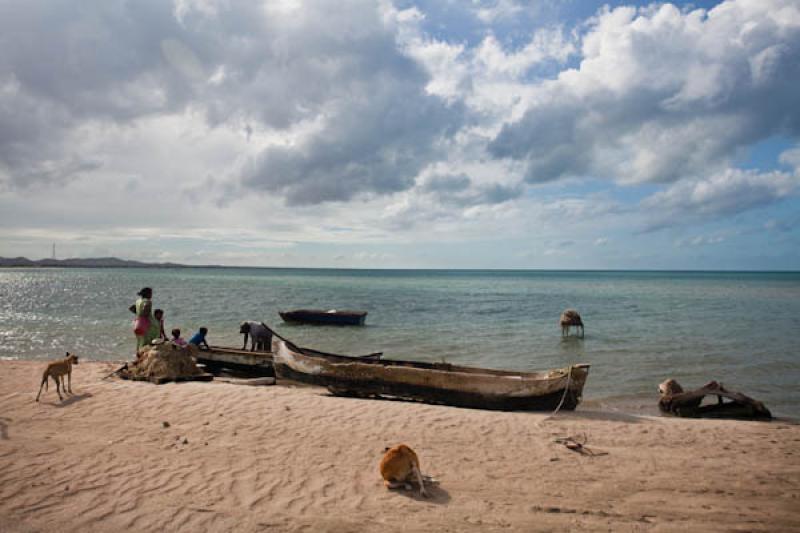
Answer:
[279,309,368,326]
[272,338,590,411]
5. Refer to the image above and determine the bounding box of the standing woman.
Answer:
[129,287,160,354]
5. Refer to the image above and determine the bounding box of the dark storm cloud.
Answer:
[239,43,465,204]
[421,172,522,207]
[0,0,463,201]
[0,0,201,187]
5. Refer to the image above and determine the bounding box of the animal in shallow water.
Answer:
[380,444,427,497]
[239,321,272,351]
[35,353,79,402]
[559,309,584,338]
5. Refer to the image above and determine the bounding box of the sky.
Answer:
[1,0,799,270]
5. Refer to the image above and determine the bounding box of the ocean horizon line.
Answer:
[1,257,798,275]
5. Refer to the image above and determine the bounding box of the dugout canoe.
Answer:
[194,342,380,377]
[195,346,275,377]
[272,339,590,411]
[279,309,367,326]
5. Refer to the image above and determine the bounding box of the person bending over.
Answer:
[188,327,209,350]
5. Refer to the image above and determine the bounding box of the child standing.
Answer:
[154,309,167,341]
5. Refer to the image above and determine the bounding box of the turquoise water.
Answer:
[1,267,799,416]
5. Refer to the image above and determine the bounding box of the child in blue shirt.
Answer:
[188,327,209,349]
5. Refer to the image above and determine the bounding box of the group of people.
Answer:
[130,287,209,354]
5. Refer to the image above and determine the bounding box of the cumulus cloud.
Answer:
[0,0,463,204]
[675,234,727,247]
[488,1,800,187]
[641,165,800,230]
[420,173,521,207]
[0,0,799,268]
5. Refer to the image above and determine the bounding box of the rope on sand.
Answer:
[554,434,608,456]
[543,365,573,421]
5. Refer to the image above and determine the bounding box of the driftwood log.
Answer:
[658,379,771,420]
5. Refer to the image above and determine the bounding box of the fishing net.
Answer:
[123,340,203,381]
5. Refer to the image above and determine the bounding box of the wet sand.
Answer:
[1,360,798,532]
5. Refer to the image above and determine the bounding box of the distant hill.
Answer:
[0,256,190,268]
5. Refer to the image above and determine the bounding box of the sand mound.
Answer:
[123,341,203,381]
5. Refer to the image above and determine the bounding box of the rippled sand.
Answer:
[1,361,798,532]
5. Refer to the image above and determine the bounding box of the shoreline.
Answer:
[1,354,795,420]
[2,360,799,532]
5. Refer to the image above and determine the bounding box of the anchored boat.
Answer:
[279,309,368,326]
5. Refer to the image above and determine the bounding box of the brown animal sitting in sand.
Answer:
[560,309,584,338]
[380,444,427,497]
[35,353,79,402]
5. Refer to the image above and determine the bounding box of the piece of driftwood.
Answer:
[658,380,771,420]
[213,376,276,386]
[119,373,214,385]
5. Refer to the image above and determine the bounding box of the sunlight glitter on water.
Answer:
[1,267,799,416]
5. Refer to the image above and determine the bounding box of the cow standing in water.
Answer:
[560,309,584,338]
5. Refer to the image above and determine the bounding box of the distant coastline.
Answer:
[1,256,797,272]
[0,256,195,268]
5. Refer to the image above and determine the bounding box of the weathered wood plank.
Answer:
[195,346,275,377]
[118,373,214,384]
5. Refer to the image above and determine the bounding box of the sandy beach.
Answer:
[1,360,798,532]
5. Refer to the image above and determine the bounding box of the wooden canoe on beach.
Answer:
[195,346,275,377]
[272,338,590,411]
[279,309,368,326]
[195,343,380,377]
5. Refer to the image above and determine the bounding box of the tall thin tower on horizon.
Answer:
[52,243,56,260]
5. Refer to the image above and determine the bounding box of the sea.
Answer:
[1,267,798,417]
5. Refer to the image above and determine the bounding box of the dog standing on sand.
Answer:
[380,444,428,497]
[35,352,79,402]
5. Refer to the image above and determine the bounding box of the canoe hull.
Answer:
[273,340,589,411]
[196,346,275,377]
